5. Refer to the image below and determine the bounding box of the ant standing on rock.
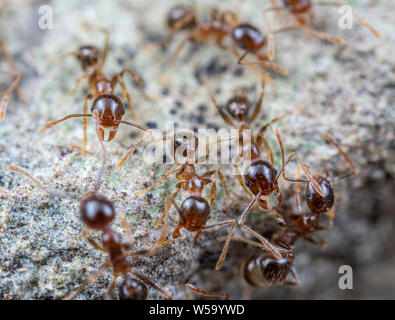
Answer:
[8,112,171,300]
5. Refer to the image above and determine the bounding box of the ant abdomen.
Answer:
[119,278,148,300]
[245,160,278,196]
[77,45,100,71]
[232,24,267,52]
[80,192,115,230]
[174,196,210,237]
[167,5,196,30]
[241,252,293,287]
[306,176,334,214]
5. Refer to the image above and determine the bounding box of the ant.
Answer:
[135,129,239,270]
[8,113,171,300]
[274,130,357,247]
[163,4,288,83]
[50,28,152,155]
[0,41,22,121]
[263,0,382,60]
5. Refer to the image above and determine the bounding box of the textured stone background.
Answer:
[0,0,394,299]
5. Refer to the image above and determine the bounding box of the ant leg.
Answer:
[201,75,237,128]
[0,70,21,120]
[322,132,357,180]
[233,163,253,197]
[295,167,303,215]
[135,165,184,196]
[203,219,236,270]
[98,29,110,68]
[186,283,229,300]
[301,24,344,45]
[202,170,240,204]
[8,166,77,199]
[115,131,152,170]
[235,48,288,75]
[155,184,181,230]
[82,94,93,154]
[107,275,119,300]
[119,68,153,102]
[316,1,381,39]
[273,127,325,196]
[40,113,92,133]
[64,261,111,300]
[112,74,139,119]
[61,73,90,99]
[257,135,274,164]
[131,271,172,300]
[247,90,265,125]
[157,197,180,247]
[0,41,23,100]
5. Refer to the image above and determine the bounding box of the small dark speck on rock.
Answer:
[124,46,136,58]
[197,104,207,113]
[145,121,158,129]
[233,67,243,77]
[207,123,219,131]
[170,108,177,115]
[175,100,183,108]
[161,87,169,96]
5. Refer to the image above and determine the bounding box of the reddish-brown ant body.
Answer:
[8,115,170,300]
[163,4,287,82]
[0,41,22,121]
[135,129,239,270]
[48,29,153,156]
[263,0,382,60]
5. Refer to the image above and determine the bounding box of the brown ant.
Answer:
[8,113,171,300]
[274,130,357,245]
[0,41,22,121]
[263,0,382,60]
[135,129,239,270]
[50,28,152,155]
[163,4,288,83]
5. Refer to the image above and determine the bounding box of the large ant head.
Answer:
[283,0,312,14]
[232,24,266,52]
[80,191,115,230]
[306,175,334,214]
[119,278,148,300]
[244,160,278,197]
[77,45,100,71]
[172,129,199,164]
[226,95,250,123]
[174,196,210,236]
[167,5,197,31]
[91,94,125,141]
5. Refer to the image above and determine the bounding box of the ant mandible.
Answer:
[263,0,382,60]
[0,41,22,121]
[8,114,171,300]
[135,129,239,270]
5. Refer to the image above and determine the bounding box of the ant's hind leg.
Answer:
[186,283,229,300]
[131,271,172,300]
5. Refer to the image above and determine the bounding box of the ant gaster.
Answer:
[8,113,171,300]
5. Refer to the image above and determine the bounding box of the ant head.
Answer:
[77,45,100,71]
[306,175,334,214]
[80,191,115,230]
[119,278,148,300]
[232,24,266,52]
[91,94,125,141]
[173,129,198,164]
[244,160,277,197]
[167,5,197,31]
[178,196,210,233]
[283,0,312,14]
[226,95,250,123]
